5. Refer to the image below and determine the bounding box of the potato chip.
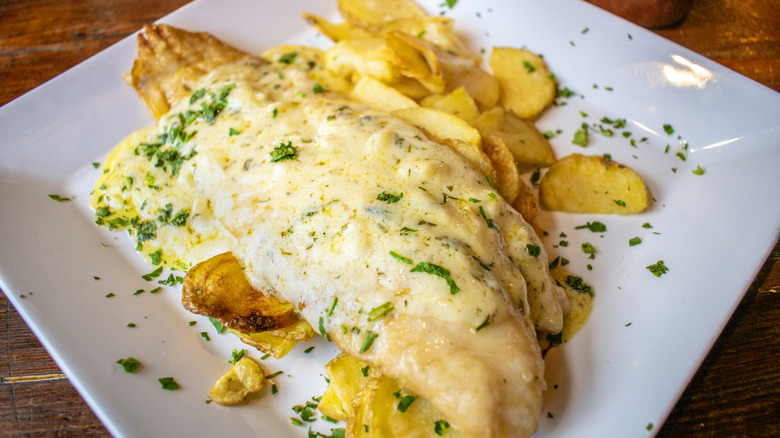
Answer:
[539,153,650,214]
[301,12,372,42]
[337,0,428,31]
[351,76,419,112]
[319,354,378,421]
[489,47,556,119]
[477,106,555,173]
[324,38,401,84]
[208,357,265,405]
[385,31,445,93]
[235,319,315,359]
[420,86,479,127]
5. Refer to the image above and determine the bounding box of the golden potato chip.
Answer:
[235,319,315,359]
[182,252,299,333]
[385,31,445,93]
[489,47,556,119]
[392,106,481,146]
[347,375,466,438]
[482,135,521,204]
[420,86,479,127]
[351,76,419,112]
[302,12,372,42]
[208,356,265,406]
[390,77,432,100]
[442,66,499,111]
[324,38,401,84]
[319,354,378,421]
[539,153,650,214]
[337,0,428,31]
[379,16,476,61]
[477,106,555,173]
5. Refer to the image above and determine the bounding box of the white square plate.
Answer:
[1,0,778,437]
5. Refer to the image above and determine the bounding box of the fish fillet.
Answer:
[128,24,569,437]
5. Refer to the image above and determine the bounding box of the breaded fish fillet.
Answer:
[128,24,568,437]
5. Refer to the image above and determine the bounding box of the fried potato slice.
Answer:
[337,0,428,31]
[379,16,476,61]
[319,354,378,421]
[324,38,401,84]
[208,356,265,406]
[477,106,555,173]
[347,375,466,438]
[235,319,315,359]
[442,66,499,111]
[351,76,419,112]
[385,31,445,93]
[420,86,479,127]
[302,12,372,42]
[539,153,650,214]
[489,47,556,119]
[182,252,299,333]
[482,135,521,204]
[392,106,481,146]
[130,24,253,120]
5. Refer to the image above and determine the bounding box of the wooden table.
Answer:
[1,0,778,436]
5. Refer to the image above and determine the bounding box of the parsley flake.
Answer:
[411,262,459,294]
[158,377,180,390]
[48,194,71,202]
[377,191,404,204]
[646,260,669,277]
[270,141,298,162]
[116,357,141,373]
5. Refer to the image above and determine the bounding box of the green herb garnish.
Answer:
[646,260,669,277]
[389,251,412,264]
[411,262,459,294]
[525,244,542,257]
[270,141,298,162]
[367,302,394,321]
[116,357,141,373]
[377,191,403,204]
[158,377,179,390]
[359,330,378,353]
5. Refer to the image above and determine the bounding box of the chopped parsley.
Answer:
[377,191,404,204]
[277,51,298,64]
[478,205,495,228]
[434,420,450,435]
[359,330,378,353]
[525,244,542,257]
[389,251,412,264]
[566,275,594,296]
[228,348,246,365]
[270,141,298,162]
[208,317,227,334]
[572,126,588,147]
[614,199,626,207]
[692,164,705,175]
[581,242,596,257]
[116,357,141,373]
[48,194,71,202]
[475,315,492,332]
[327,296,338,317]
[411,262,459,294]
[158,377,180,390]
[646,260,669,277]
[312,83,328,94]
[397,394,419,413]
[629,236,642,246]
[141,266,164,281]
[575,221,607,232]
[523,61,535,73]
[229,127,241,136]
[367,302,394,321]
[663,124,674,135]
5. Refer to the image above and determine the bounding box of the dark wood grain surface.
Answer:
[1,0,778,436]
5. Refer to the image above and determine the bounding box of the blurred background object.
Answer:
[587,0,693,28]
